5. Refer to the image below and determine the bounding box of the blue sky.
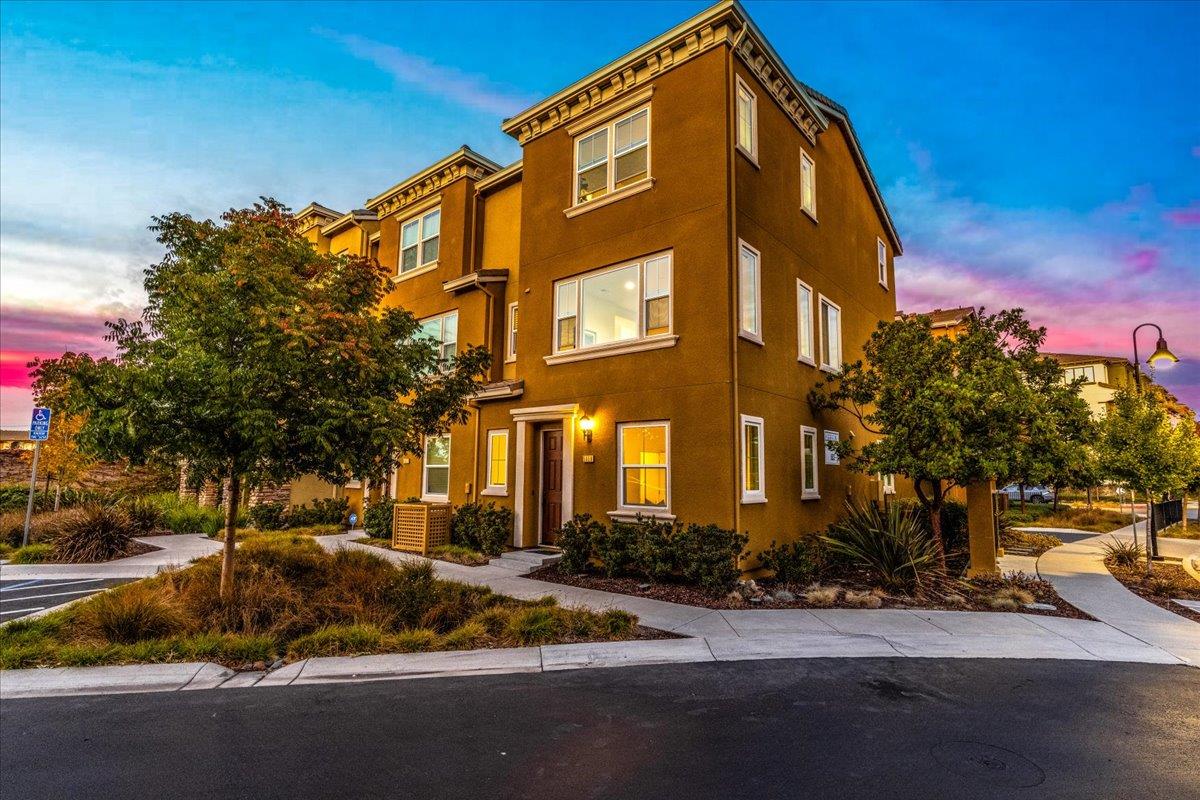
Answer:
[1,0,1198,424]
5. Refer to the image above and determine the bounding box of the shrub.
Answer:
[287,624,385,659]
[1102,537,1144,569]
[451,502,512,557]
[120,495,165,534]
[843,589,883,609]
[504,606,563,645]
[558,513,603,574]
[598,609,636,637]
[0,485,101,514]
[896,498,968,556]
[247,501,288,531]
[288,497,349,527]
[9,543,55,563]
[1,509,78,548]
[673,523,748,594]
[430,544,490,566]
[632,517,678,582]
[440,621,489,650]
[152,495,224,536]
[51,503,138,563]
[594,520,641,578]
[385,628,439,653]
[81,583,188,643]
[986,586,1036,611]
[364,498,396,539]
[759,535,825,585]
[823,502,943,592]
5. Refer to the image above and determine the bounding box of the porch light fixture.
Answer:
[579,415,595,444]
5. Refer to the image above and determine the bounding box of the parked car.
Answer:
[999,484,1055,504]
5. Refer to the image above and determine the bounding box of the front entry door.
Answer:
[540,428,564,544]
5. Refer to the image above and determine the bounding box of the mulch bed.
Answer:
[1105,558,1200,624]
[527,564,1091,620]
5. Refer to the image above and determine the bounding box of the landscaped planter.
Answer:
[392,502,452,555]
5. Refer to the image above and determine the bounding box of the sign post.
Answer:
[22,407,52,548]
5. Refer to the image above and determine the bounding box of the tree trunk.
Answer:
[1052,486,1060,512]
[219,466,241,600]
[1183,492,1189,530]
[53,483,62,512]
[1018,482,1026,513]
[1086,486,1092,510]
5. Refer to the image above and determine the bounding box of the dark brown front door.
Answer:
[540,428,563,544]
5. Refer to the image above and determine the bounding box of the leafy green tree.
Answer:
[811,308,1090,567]
[32,199,489,596]
[1098,388,1189,502]
[38,413,94,509]
[1006,370,1098,511]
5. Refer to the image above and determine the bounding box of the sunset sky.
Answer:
[2,0,1197,427]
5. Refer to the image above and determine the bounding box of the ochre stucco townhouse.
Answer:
[287,0,904,560]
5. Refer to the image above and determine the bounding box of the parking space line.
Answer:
[1,606,46,616]
[2,578,103,592]
[0,588,107,602]
[0,580,44,592]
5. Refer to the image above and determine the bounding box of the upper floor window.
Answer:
[553,253,672,354]
[738,241,762,343]
[819,295,841,372]
[800,151,816,217]
[1064,365,1096,384]
[877,238,888,288]
[418,310,458,364]
[618,421,670,512]
[797,279,814,365]
[741,414,766,503]
[422,434,450,501]
[575,108,650,205]
[506,302,518,362]
[400,208,440,274]
[735,77,758,162]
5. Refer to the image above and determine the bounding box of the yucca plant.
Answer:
[822,502,943,592]
[1101,537,1144,569]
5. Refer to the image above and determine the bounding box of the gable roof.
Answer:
[1042,352,1132,368]
[898,306,977,328]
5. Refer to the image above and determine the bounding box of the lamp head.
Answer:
[1148,336,1179,368]
[579,415,594,444]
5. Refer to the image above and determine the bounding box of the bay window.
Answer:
[399,208,440,275]
[552,253,672,355]
[422,435,450,501]
[617,422,669,512]
[819,295,841,371]
[575,107,650,205]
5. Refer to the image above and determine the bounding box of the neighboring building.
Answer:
[897,306,977,339]
[1043,352,1191,422]
[292,0,902,558]
[2,428,35,452]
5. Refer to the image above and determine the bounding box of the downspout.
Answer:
[727,31,743,540]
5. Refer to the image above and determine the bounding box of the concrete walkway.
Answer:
[0,534,221,581]
[1029,523,1200,666]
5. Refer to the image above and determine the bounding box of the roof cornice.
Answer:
[475,160,523,194]
[366,147,503,217]
[320,210,378,237]
[500,1,825,147]
[294,203,342,234]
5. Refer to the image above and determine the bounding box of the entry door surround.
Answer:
[511,403,577,547]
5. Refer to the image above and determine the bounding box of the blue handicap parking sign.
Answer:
[30,407,52,441]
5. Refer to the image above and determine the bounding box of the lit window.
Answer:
[739,241,761,342]
[418,311,458,365]
[880,473,896,495]
[422,435,450,501]
[507,303,518,362]
[486,430,508,492]
[797,279,814,365]
[552,253,672,354]
[735,77,758,161]
[1064,365,1096,384]
[618,422,669,511]
[575,108,650,205]
[819,295,842,371]
[801,151,816,216]
[824,430,840,465]
[801,426,819,498]
[400,208,441,274]
[877,238,888,288]
[741,415,765,503]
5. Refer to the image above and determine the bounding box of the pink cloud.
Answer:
[0,304,123,388]
[1163,203,1200,227]
[1124,248,1160,276]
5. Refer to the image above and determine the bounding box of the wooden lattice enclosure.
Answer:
[392,502,452,555]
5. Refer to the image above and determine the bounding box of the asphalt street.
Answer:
[2,658,1197,799]
[0,578,133,621]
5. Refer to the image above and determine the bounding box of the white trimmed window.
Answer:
[735,76,758,161]
[877,238,888,288]
[422,435,450,501]
[400,208,441,274]
[824,430,841,465]
[796,279,814,365]
[801,426,819,499]
[484,429,508,494]
[801,151,816,216]
[880,473,896,495]
[617,421,670,512]
[819,295,842,371]
[575,107,650,205]
[738,241,762,343]
[1064,365,1096,384]
[506,302,518,362]
[417,311,458,364]
[740,414,766,503]
[552,252,672,354]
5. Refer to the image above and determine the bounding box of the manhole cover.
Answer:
[930,741,1045,788]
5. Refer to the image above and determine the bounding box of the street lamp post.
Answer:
[1130,323,1178,568]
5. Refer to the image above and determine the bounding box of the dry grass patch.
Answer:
[1005,506,1131,533]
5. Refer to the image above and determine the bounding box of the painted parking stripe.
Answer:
[0,588,108,603]
[2,578,103,592]
[1,607,45,616]
[0,580,44,592]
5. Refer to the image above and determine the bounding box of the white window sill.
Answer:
[504,356,516,364]
[420,494,449,504]
[798,354,816,367]
[736,145,760,169]
[802,492,820,501]
[479,487,508,497]
[564,178,654,219]
[738,330,763,346]
[392,263,439,284]
[741,495,767,505]
[545,334,677,366]
[607,509,675,522]
[878,281,889,291]
[802,208,818,224]
[819,363,840,375]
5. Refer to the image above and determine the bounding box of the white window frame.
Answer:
[880,473,896,495]
[796,279,815,366]
[735,76,758,164]
[482,429,509,496]
[738,240,762,344]
[551,252,673,356]
[399,207,441,276]
[740,414,766,504]
[877,238,888,289]
[800,150,816,218]
[823,430,841,466]
[818,294,842,373]
[1064,365,1096,384]
[506,302,518,363]
[417,310,458,365]
[616,421,671,514]
[573,106,651,207]
[421,434,451,502]
[801,425,820,500]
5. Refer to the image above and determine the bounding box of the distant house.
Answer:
[897,305,976,339]
[1,428,35,452]
[1043,352,1192,422]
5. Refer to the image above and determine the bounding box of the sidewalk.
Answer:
[0,534,221,581]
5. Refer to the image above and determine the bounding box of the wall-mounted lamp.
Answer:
[579,415,595,444]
